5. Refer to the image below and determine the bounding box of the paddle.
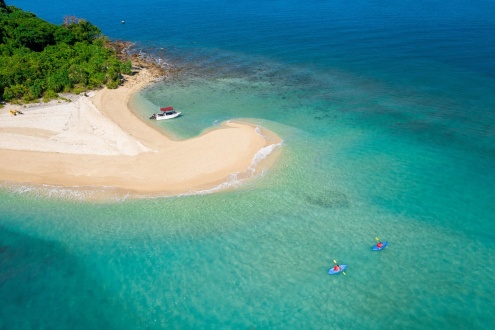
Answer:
[333,259,346,276]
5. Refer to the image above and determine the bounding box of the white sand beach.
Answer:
[0,69,281,196]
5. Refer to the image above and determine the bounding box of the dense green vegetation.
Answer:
[0,2,131,103]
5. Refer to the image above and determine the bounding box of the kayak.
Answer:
[328,264,347,275]
[372,241,388,251]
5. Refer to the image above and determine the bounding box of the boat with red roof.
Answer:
[149,106,181,120]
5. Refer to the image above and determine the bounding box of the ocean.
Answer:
[2,0,495,328]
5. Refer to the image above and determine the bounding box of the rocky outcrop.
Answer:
[107,40,182,80]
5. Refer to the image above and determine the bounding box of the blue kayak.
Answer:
[372,241,388,251]
[328,264,347,275]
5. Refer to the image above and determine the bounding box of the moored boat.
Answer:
[149,106,181,120]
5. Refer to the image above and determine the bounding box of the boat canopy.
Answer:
[160,106,174,112]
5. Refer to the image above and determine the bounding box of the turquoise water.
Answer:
[3,0,495,328]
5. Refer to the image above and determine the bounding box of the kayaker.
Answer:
[376,241,383,249]
[333,264,340,271]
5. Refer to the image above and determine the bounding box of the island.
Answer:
[0,2,282,198]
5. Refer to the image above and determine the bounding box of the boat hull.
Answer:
[150,112,181,120]
[372,241,388,251]
[328,264,347,275]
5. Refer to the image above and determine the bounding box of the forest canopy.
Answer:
[0,3,131,103]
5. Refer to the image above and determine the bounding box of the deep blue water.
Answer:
[3,0,495,328]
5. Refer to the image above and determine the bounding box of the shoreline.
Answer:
[0,68,282,199]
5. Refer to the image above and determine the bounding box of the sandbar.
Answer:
[0,69,282,197]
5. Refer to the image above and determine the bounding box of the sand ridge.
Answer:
[0,69,282,196]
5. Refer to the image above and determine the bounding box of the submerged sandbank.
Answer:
[0,69,282,197]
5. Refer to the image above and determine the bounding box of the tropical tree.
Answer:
[0,4,131,102]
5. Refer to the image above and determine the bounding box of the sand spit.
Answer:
[0,68,282,197]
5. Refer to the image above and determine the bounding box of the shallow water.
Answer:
[3,0,495,328]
